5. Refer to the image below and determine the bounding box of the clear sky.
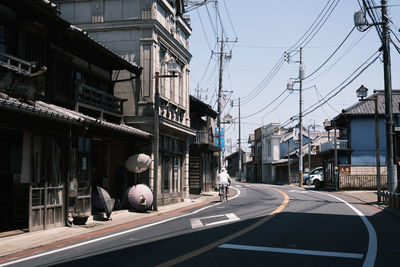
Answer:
[186,0,400,153]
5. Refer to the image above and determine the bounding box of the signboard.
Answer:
[216,137,225,147]
[339,165,351,174]
[293,128,299,141]
[215,127,224,137]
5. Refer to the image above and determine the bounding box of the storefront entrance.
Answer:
[0,129,27,233]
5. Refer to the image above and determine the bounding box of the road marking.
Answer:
[313,191,377,267]
[190,213,240,229]
[219,244,364,259]
[156,187,289,267]
[0,186,241,267]
[288,189,308,194]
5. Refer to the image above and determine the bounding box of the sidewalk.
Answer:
[291,183,400,218]
[0,191,219,260]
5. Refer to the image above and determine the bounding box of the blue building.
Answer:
[319,89,400,189]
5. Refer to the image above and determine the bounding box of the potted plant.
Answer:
[72,210,89,225]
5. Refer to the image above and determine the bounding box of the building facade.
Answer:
[189,95,218,193]
[319,89,399,190]
[55,0,195,205]
[261,123,282,184]
[0,0,151,233]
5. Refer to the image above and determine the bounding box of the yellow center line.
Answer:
[156,187,290,267]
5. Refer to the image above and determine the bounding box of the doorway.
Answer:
[0,129,26,233]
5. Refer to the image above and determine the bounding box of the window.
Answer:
[179,73,183,105]
[170,75,175,101]
[267,140,272,157]
[0,23,18,56]
[159,49,166,96]
[32,136,64,187]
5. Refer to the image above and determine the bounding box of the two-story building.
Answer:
[55,0,195,205]
[319,89,398,190]
[0,0,151,234]
[188,95,218,193]
[261,123,282,183]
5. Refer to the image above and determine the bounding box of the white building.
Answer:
[261,123,282,183]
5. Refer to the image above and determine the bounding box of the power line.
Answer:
[305,28,372,85]
[304,26,356,79]
[286,0,335,52]
[242,89,289,119]
[222,0,238,39]
[301,0,340,49]
[260,90,294,120]
[303,52,381,117]
[196,9,213,50]
[240,56,285,104]
[205,4,217,38]
[279,50,381,129]
[239,0,340,107]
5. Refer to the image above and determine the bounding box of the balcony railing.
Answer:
[320,139,348,152]
[76,83,124,114]
[0,51,33,75]
[193,130,215,145]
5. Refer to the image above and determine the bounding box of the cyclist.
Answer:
[217,168,232,200]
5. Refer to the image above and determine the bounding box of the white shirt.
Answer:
[217,170,232,186]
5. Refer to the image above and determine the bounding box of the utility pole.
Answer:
[238,97,242,179]
[298,47,304,187]
[381,0,397,192]
[215,32,237,170]
[288,140,291,181]
[217,31,224,170]
[308,124,312,173]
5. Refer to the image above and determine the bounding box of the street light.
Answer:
[356,85,381,202]
[153,57,181,211]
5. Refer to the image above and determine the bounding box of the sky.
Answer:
[185,0,400,153]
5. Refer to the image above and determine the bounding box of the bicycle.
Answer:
[219,184,230,202]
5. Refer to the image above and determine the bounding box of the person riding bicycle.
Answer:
[217,168,232,200]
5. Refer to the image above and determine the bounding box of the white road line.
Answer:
[0,187,242,267]
[288,189,308,194]
[313,191,377,267]
[219,244,364,259]
[190,213,240,228]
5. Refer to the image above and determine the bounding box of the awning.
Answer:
[0,93,152,138]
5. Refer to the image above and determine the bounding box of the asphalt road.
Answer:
[4,183,400,267]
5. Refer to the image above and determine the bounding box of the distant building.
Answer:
[188,95,218,193]
[226,149,246,178]
[261,123,282,183]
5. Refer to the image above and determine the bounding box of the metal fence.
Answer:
[339,174,388,190]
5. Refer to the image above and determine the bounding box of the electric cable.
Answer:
[305,28,372,84]
[205,4,217,39]
[240,1,340,110]
[197,9,213,51]
[304,26,356,79]
[302,52,381,117]
[242,89,289,119]
[279,50,381,129]
[222,0,238,39]
[301,0,340,49]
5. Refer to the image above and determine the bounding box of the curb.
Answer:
[0,192,220,262]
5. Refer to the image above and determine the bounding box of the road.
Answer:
[3,183,400,267]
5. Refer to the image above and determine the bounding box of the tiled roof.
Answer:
[0,94,151,138]
[335,90,400,119]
